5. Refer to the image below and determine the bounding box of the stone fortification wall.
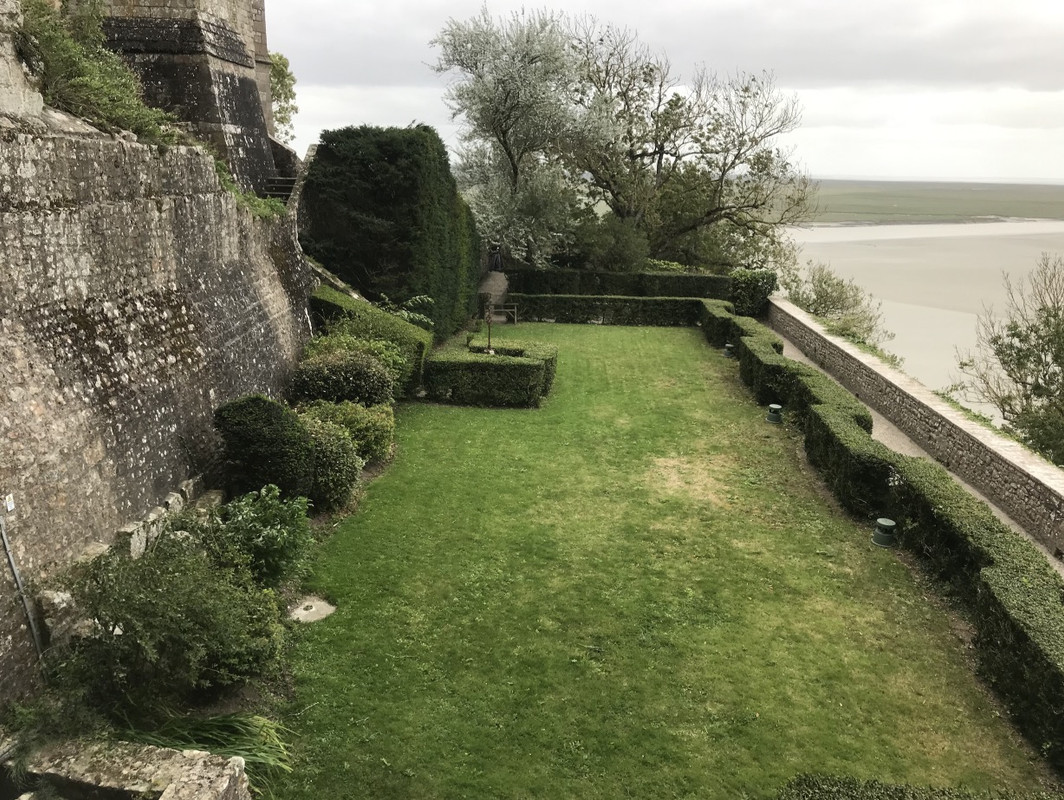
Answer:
[92,0,278,191]
[767,298,1064,556]
[0,120,312,702]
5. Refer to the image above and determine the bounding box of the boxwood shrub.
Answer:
[509,294,703,326]
[213,395,315,500]
[729,267,778,316]
[290,350,396,406]
[505,268,731,299]
[700,297,1064,772]
[423,350,548,408]
[310,285,433,394]
[299,400,396,464]
[304,332,408,387]
[468,340,559,395]
[301,416,365,511]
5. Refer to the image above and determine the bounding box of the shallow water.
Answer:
[785,221,1064,411]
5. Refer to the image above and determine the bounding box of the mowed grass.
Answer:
[273,324,1055,799]
[812,179,1064,224]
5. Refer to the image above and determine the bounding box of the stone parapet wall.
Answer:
[0,127,311,703]
[0,0,43,119]
[767,297,1064,556]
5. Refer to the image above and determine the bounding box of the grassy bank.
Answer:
[273,324,1054,798]
[812,179,1064,224]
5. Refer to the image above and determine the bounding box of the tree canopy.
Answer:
[270,51,298,144]
[956,253,1064,464]
[433,9,813,269]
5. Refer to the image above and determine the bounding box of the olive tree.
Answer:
[956,253,1064,464]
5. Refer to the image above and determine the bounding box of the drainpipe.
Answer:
[0,516,46,667]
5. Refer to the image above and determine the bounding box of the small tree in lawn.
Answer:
[956,253,1064,464]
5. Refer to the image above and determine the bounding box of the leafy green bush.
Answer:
[468,340,559,395]
[56,532,283,724]
[729,267,778,316]
[183,485,314,590]
[303,332,408,387]
[299,400,395,464]
[310,286,433,394]
[291,350,396,406]
[20,0,175,144]
[510,294,702,326]
[213,395,315,500]
[301,416,365,511]
[779,260,894,348]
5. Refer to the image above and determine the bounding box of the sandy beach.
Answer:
[786,220,1064,408]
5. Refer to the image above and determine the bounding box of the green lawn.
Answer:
[273,324,1055,799]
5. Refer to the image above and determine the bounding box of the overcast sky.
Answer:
[264,0,1064,183]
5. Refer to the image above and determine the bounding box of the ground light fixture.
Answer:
[766,404,783,424]
[872,518,897,548]
[724,343,735,358]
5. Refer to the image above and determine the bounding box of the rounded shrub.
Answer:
[213,395,315,499]
[302,416,365,511]
[290,350,396,406]
[299,400,396,464]
[303,333,409,387]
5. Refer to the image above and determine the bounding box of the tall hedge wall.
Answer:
[698,299,1064,773]
[300,125,482,339]
[509,294,703,327]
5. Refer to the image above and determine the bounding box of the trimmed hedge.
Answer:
[310,285,433,395]
[423,347,556,408]
[776,774,1064,799]
[302,416,365,511]
[698,297,1064,773]
[300,124,482,338]
[509,294,703,327]
[213,395,315,500]
[299,400,396,464]
[505,268,731,299]
[468,340,559,395]
[290,350,396,407]
[729,267,778,316]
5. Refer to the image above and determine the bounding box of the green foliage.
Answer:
[504,268,732,299]
[304,332,408,387]
[468,339,559,394]
[298,400,395,464]
[728,267,778,316]
[565,213,650,272]
[20,0,175,144]
[780,260,895,348]
[213,395,315,500]
[776,774,1063,799]
[54,532,283,724]
[301,416,365,511]
[181,485,313,590]
[510,294,702,326]
[309,286,434,394]
[956,253,1064,464]
[269,51,298,145]
[423,344,557,407]
[699,296,1064,773]
[214,159,287,218]
[374,293,436,333]
[291,350,396,407]
[121,712,292,794]
[300,125,482,338]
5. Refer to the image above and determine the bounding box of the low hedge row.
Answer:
[776,774,1064,799]
[423,341,559,408]
[699,298,1064,772]
[505,268,732,299]
[509,294,703,327]
[310,285,433,395]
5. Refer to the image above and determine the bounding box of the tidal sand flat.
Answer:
[787,220,1064,405]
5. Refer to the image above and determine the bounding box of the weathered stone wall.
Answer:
[0,0,42,119]
[91,0,278,192]
[0,125,312,703]
[767,298,1064,555]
